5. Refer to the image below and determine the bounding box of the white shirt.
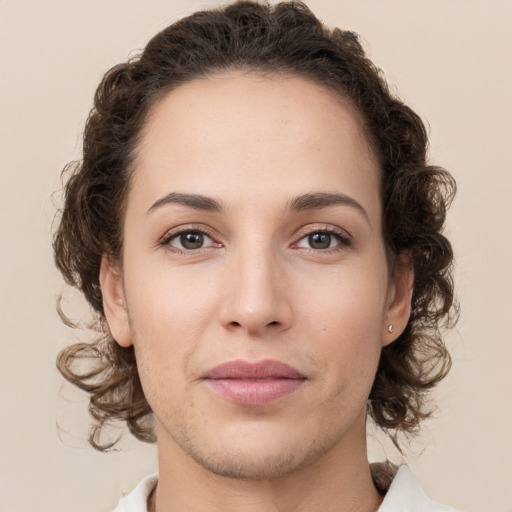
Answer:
[113,466,456,512]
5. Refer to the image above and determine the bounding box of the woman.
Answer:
[54,2,457,510]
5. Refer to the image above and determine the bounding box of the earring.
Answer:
[387,324,394,334]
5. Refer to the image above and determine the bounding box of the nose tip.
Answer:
[220,253,292,336]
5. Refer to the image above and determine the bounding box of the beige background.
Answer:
[1,1,511,511]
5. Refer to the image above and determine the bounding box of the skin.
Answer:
[101,71,413,512]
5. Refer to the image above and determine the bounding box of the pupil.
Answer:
[309,232,331,249]
[181,232,203,249]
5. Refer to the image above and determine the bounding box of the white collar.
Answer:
[113,466,456,512]
[114,473,157,512]
[378,466,456,512]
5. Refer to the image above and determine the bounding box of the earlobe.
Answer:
[99,255,133,348]
[383,251,414,346]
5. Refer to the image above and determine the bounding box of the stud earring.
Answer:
[387,324,394,334]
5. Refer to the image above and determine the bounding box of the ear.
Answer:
[383,251,414,347]
[99,255,133,348]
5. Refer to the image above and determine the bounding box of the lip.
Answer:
[203,360,306,406]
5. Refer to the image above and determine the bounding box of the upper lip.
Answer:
[204,360,306,380]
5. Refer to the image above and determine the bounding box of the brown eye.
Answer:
[296,230,351,251]
[180,232,204,249]
[167,230,214,250]
[308,232,332,249]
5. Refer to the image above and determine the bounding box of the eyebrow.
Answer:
[147,192,224,215]
[287,192,369,222]
[147,191,369,222]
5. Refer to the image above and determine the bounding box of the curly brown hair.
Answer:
[54,0,456,451]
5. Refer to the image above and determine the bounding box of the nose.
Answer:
[219,243,293,337]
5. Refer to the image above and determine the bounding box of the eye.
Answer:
[296,230,350,250]
[165,230,216,251]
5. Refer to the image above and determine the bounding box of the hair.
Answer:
[54,0,457,451]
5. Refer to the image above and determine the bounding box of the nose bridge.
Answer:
[222,235,291,334]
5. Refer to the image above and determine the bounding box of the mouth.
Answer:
[203,360,307,406]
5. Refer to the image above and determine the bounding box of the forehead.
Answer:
[137,71,376,163]
[131,71,380,218]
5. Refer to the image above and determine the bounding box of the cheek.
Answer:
[126,272,209,417]
[298,261,389,336]
[296,263,388,388]
[123,261,221,375]
[126,254,217,323]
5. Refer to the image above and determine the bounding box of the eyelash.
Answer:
[294,227,352,252]
[160,225,219,253]
[160,226,352,254]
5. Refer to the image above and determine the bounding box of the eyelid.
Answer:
[158,223,352,253]
[159,224,221,252]
[293,225,352,250]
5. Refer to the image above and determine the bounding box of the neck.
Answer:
[151,417,383,512]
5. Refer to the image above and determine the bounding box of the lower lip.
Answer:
[206,378,305,405]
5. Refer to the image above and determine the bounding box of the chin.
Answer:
[188,446,319,481]
[175,424,340,481]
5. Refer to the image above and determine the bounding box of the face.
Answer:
[102,71,412,480]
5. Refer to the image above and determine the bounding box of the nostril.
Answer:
[227,320,280,329]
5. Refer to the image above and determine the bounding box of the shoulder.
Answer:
[112,473,158,512]
[378,466,459,512]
